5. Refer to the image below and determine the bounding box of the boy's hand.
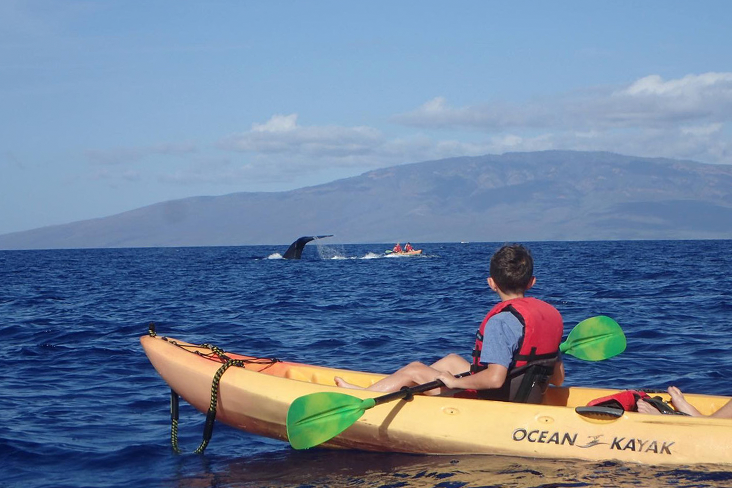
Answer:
[435,372,460,389]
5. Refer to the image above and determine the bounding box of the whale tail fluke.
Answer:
[282,235,334,259]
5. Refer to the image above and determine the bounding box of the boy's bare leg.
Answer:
[711,399,732,419]
[667,386,702,416]
[429,353,471,375]
[335,361,438,392]
[335,355,470,394]
[333,377,368,389]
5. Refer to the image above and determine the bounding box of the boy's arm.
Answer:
[437,312,516,390]
[436,364,508,390]
[549,357,564,386]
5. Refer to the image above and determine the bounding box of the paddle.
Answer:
[287,315,625,450]
[559,315,625,361]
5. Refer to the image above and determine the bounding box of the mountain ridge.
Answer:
[2,150,732,250]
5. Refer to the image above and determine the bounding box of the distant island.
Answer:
[1,150,731,250]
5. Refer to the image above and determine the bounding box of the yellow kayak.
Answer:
[141,333,732,465]
[386,249,422,256]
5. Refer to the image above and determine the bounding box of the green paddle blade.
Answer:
[560,315,625,361]
[287,392,376,450]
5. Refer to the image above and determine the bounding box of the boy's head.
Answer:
[489,244,534,294]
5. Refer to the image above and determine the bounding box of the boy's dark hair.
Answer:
[490,244,534,294]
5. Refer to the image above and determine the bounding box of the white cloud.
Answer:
[207,73,732,188]
[391,72,732,164]
[620,72,732,96]
[252,114,298,133]
[600,73,732,127]
[85,73,732,191]
[680,123,723,137]
[395,72,732,132]
[221,113,384,159]
[391,97,546,130]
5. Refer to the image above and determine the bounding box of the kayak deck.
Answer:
[141,334,732,465]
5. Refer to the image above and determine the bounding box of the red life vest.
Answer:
[587,390,649,411]
[468,297,563,402]
[585,390,687,415]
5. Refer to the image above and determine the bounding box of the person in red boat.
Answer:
[392,242,403,253]
[336,244,565,404]
[637,386,732,418]
[404,242,414,252]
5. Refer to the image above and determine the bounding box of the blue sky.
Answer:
[2,1,731,235]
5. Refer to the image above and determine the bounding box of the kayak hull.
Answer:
[141,334,732,465]
[387,249,422,256]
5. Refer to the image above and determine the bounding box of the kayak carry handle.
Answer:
[575,405,624,420]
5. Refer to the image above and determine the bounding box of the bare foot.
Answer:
[667,386,701,416]
[636,399,662,415]
[334,376,364,389]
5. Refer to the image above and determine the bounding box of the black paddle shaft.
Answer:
[372,372,471,406]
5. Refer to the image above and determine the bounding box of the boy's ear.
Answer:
[526,276,537,290]
[487,277,498,292]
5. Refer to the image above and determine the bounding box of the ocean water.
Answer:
[1,240,731,488]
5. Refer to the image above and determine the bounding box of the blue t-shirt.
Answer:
[478,311,524,368]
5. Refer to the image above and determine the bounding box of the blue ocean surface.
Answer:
[1,240,731,487]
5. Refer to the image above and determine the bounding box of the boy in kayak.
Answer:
[637,386,732,418]
[335,243,565,403]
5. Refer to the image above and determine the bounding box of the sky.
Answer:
[2,1,731,235]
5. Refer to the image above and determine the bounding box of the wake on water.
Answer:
[266,242,403,260]
[316,243,382,260]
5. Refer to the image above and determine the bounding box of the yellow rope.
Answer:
[147,323,279,454]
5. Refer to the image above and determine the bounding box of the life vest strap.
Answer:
[514,348,559,363]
